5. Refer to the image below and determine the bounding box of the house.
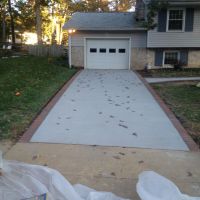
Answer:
[63,0,200,70]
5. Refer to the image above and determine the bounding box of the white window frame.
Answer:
[166,8,186,32]
[163,50,180,67]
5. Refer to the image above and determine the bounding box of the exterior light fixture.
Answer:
[68,29,76,34]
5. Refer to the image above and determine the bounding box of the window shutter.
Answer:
[158,9,167,32]
[185,8,194,32]
[155,50,163,66]
[180,50,188,65]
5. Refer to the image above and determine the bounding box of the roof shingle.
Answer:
[63,12,145,31]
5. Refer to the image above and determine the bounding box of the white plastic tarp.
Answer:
[137,171,200,200]
[0,160,129,200]
[0,157,199,200]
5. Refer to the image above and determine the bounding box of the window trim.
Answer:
[166,8,186,32]
[163,50,180,67]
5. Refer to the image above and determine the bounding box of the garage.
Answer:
[64,12,147,69]
[85,38,130,69]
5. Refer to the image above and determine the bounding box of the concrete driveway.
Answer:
[31,70,188,150]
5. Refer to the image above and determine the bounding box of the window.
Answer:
[164,51,180,65]
[109,48,116,53]
[168,9,184,31]
[90,48,97,53]
[99,48,106,53]
[119,49,126,53]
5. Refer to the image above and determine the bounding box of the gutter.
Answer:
[63,28,147,31]
[143,1,200,6]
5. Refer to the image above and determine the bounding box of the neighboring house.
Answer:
[63,0,200,70]
[7,31,38,45]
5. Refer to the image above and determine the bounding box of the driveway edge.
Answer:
[135,71,199,152]
[20,70,82,143]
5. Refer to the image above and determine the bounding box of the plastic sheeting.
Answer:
[136,171,200,200]
[1,158,199,200]
[0,160,129,200]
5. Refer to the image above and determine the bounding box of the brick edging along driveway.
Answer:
[20,70,83,142]
[135,71,199,151]
[20,69,199,151]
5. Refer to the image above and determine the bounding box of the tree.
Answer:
[39,0,71,44]
[86,0,110,11]
[0,0,7,42]
[70,0,110,12]
[110,0,135,11]
[1,0,136,45]
[34,0,68,44]
[35,0,43,44]
[49,0,71,44]
[7,0,15,44]
[142,0,169,30]
[14,0,35,31]
[27,0,50,44]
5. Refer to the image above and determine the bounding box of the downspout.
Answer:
[68,34,72,68]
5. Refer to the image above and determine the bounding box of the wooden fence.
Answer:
[27,45,68,57]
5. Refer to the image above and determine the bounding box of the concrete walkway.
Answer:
[146,77,200,83]
[31,70,188,150]
[5,143,200,200]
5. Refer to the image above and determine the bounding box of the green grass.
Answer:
[0,56,77,140]
[153,82,200,147]
[139,68,200,77]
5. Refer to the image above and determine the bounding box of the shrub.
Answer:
[173,60,186,70]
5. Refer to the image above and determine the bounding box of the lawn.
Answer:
[138,68,200,77]
[153,81,200,147]
[0,56,77,140]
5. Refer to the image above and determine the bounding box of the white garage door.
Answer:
[86,38,130,69]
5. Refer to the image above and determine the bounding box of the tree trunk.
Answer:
[56,21,62,45]
[115,0,119,11]
[51,5,56,44]
[35,0,42,44]
[2,10,6,42]
[8,0,15,44]
[0,5,6,42]
[58,22,62,45]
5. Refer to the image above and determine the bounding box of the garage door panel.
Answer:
[86,39,129,69]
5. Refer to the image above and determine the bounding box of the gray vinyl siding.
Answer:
[147,8,200,48]
[71,31,147,48]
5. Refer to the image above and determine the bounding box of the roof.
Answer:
[143,0,200,5]
[63,12,146,31]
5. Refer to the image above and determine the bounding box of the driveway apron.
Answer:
[31,70,188,150]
